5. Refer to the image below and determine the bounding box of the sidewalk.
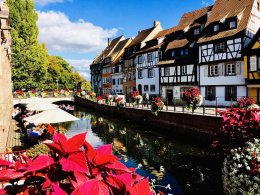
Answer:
[0,120,23,153]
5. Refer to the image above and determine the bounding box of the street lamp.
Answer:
[56,80,59,90]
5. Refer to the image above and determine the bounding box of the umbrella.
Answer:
[26,102,58,111]
[20,97,48,105]
[24,108,79,124]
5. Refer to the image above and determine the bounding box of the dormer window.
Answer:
[180,49,189,56]
[177,33,183,40]
[230,21,236,29]
[214,24,219,32]
[194,28,200,35]
[171,51,176,57]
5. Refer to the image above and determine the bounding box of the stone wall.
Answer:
[75,96,222,144]
[0,1,12,136]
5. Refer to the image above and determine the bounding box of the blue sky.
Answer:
[35,0,214,80]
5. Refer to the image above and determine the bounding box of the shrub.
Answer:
[0,133,154,194]
[223,139,260,195]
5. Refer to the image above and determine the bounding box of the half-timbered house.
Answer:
[159,6,211,103]
[198,0,260,106]
[90,54,103,95]
[122,21,162,97]
[244,28,260,103]
[109,38,132,95]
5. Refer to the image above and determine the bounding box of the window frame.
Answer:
[205,86,216,101]
[147,53,153,62]
[229,21,236,29]
[209,65,219,76]
[214,24,219,32]
[148,68,153,78]
[144,85,149,92]
[181,65,187,75]
[165,67,170,76]
[225,63,236,76]
[225,86,237,101]
[138,55,142,64]
[150,85,156,92]
[138,70,142,79]
[194,28,200,35]
[214,42,226,53]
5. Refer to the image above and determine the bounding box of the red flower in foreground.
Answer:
[0,132,153,194]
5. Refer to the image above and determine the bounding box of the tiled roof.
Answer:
[136,43,163,54]
[198,0,254,43]
[153,26,177,39]
[127,27,154,47]
[166,39,189,50]
[92,35,124,64]
[175,6,212,31]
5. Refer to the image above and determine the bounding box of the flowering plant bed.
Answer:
[40,91,48,98]
[182,87,202,110]
[223,138,260,195]
[151,97,164,116]
[64,89,71,97]
[0,132,154,194]
[237,97,259,110]
[115,97,124,107]
[87,91,96,99]
[103,93,113,104]
[97,95,103,105]
[129,91,142,105]
[53,89,60,97]
[28,89,36,97]
[15,90,25,99]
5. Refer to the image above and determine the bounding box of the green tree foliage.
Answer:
[7,0,86,90]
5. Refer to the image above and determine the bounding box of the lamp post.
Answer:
[56,80,59,90]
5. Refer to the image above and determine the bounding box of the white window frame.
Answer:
[138,55,142,64]
[226,63,236,75]
[214,24,219,32]
[182,66,187,75]
[215,42,226,53]
[230,21,236,28]
[194,28,200,35]
[165,67,170,76]
[147,53,153,62]
[144,85,148,91]
[138,70,142,79]
[209,65,219,76]
[148,69,153,78]
[171,50,175,57]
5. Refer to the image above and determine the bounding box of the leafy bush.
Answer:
[182,87,202,110]
[0,133,154,194]
[223,139,260,195]
[212,108,260,154]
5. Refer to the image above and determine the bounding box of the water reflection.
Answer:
[66,109,223,195]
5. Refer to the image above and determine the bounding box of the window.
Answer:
[194,28,200,35]
[177,33,183,39]
[226,63,236,75]
[150,85,155,92]
[182,66,187,75]
[209,65,219,76]
[180,49,188,56]
[138,56,142,64]
[138,70,142,79]
[112,79,116,85]
[214,24,219,32]
[148,69,153,78]
[215,42,226,53]
[165,67,170,76]
[171,51,176,57]
[225,86,237,101]
[144,85,148,91]
[205,86,216,101]
[230,21,236,29]
[147,53,153,62]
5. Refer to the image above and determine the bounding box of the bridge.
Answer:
[13,96,74,105]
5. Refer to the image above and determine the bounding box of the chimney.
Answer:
[108,38,110,46]
[154,20,160,27]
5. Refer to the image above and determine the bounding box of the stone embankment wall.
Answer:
[75,96,222,144]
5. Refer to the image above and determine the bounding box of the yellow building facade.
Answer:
[244,29,260,104]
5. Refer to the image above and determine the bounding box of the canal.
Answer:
[64,106,223,195]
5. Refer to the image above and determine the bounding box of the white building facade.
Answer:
[111,63,124,94]
[135,50,160,97]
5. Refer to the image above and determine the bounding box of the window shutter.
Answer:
[236,62,241,75]
[204,65,208,76]
[218,63,223,76]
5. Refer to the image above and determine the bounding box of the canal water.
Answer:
[64,107,223,195]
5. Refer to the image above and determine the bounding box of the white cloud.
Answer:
[66,59,92,80]
[35,0,69,6]
[37,11,118,53]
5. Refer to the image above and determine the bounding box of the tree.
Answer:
[7,0,87,90]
